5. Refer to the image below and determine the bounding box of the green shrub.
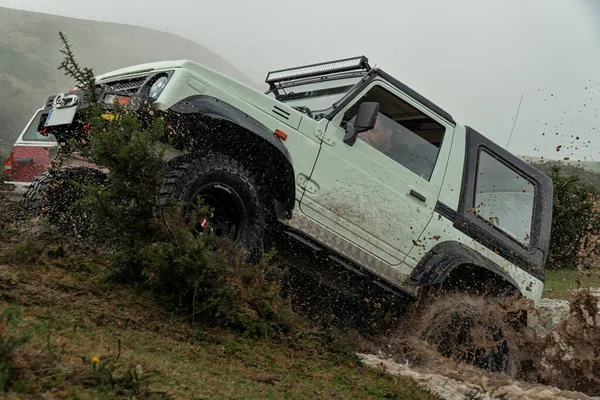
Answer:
[107,202,298,337]
[542,165,600,269]
[139,240,296,337]
[53,32,301,337]
[73,108,168,244]
[54,34,168,245]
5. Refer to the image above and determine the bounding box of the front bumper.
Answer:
[37,70,176,143]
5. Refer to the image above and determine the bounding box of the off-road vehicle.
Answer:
[27,56,553,334]
[2,108,58,201]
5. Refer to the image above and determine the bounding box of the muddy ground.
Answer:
[3,194,600,399]
[360,290,600,400]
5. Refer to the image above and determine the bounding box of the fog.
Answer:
[1,0,599,160]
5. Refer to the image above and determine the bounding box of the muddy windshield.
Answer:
[271,76,362,117]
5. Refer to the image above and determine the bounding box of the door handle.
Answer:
[409,189,426,202]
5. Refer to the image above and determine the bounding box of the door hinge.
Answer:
[297,174,319,194]
[323,135,335,146]
[297,174,308,189]
[305,182,318,194]
[314,126,325,140]
[314,127,335,146]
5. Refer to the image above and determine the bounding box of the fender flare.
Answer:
[407,241,520,292]
[168,95,293,165]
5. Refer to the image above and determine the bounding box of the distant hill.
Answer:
[0,7,257,155]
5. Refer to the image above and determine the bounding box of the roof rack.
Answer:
[265,56,371,88]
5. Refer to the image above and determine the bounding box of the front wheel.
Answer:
[158,153,267,262]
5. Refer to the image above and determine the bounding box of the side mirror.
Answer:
[343,102,380,146]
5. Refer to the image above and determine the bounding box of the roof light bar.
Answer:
[265,56,370,84]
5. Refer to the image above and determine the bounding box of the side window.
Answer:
[341,84,445,181]
[474,150,535,247]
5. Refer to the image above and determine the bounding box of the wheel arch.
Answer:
[164,95,296,217]
[408,240,522,297]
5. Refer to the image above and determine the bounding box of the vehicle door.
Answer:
[299,79,455,266]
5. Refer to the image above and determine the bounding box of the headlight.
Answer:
[149,76,168,100]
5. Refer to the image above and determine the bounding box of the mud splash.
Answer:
[537,290,600,394]
[361,290,600,398]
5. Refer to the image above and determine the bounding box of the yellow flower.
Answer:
[92,356,100,364]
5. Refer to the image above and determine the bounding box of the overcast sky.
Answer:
[1,0,599,160]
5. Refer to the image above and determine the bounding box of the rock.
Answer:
[357,353,600,400]
[531,295,600,336]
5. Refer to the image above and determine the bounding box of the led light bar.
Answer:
[265,56,370,84]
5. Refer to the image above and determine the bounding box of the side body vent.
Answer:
[271,105,290,120]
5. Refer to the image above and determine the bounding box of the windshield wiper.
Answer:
[278,85,355,102]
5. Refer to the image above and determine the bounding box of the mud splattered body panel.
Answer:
[299,78,455,267]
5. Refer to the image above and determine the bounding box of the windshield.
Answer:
[270,76,362,117]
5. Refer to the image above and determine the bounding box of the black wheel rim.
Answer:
[190,182,246,242]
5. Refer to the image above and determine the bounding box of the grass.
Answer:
[0,259,434,399]
[542,268,600,300]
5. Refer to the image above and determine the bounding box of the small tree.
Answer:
[52,32,298,336]
[56,32,169,245]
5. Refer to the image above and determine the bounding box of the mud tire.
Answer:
[421,294,512,373]
[158,153,267,262]
[22,166,108,238]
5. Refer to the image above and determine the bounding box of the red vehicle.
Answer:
[2,108,58,200]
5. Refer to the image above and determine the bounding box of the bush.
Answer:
[73,108,168,244]
[137,217,297,337]
[51,32,300,337]
[540,164,600,269]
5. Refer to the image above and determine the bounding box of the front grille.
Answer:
[102,76,148,93]
[43,75,150,110]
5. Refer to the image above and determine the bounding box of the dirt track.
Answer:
[361,291,600,400]
[359,353,599,400]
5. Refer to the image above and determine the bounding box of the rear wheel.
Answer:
[420,293,512,373]
[158,153,267,262]
[22,166,108,238]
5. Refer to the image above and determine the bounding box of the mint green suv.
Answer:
[30,56,553,311]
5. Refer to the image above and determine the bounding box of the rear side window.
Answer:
[22,111,57,143]
[474,150,535,247]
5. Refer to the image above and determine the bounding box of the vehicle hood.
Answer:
[94,60,191,82]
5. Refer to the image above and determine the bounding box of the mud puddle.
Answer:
[360,290,600,400]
